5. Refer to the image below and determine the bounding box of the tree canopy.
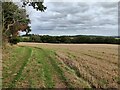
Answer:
[2,1,46,44]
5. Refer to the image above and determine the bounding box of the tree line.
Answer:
[19,34,120,44]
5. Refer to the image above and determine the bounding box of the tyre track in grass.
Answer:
[15,47,45,88]
[23,47,65,88]
[26,46,91,88]
[33,47,55,88]
[41,49,87,88]
[9,47,33,88]
[47,53,71,88]
[33,47,71,88]
[3,46,26,87]
[4,48,25,78]
[8,46,67,88]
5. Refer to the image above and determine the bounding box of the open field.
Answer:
[2,42,119,88]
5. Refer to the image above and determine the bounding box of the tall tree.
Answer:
[2,1,46,44]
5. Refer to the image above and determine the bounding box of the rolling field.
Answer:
[2,42,119,88]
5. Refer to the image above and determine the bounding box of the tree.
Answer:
[2,1,46,44]
[22,2,47,11]
[2,2,29,44]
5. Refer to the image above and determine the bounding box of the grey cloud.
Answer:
[49,2,89,14]
[27,2,118,36]
[99,2,117,8]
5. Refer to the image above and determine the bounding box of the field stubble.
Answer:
[3,42,119,88]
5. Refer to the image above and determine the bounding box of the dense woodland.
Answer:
[19,34,120,44]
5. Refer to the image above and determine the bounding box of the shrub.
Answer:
[9,37,20,45]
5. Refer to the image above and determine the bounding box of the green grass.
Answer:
[9,47,32,88]
[34,48,55,88]
[44,50,71,88]
[3,45,92,88]
[3,46,25,87]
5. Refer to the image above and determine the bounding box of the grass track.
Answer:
[3,46,72,88]
[3,43,118,88]
[9,47,32,88]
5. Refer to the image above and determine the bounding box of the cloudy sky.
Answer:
[25,1,118,36]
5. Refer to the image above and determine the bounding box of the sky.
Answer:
[24,1,118,36]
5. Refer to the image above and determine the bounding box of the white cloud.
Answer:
[26,2,118,36]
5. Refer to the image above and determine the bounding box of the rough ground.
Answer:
[2,42,119,88]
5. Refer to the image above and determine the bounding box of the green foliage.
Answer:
[20,34,120,44]
[9,37,20,45]
[22,2,47,11]
[29,35,42,42]
[2,1,46,45]
[2,2,28,44]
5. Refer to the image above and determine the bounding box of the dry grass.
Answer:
[18,42,119,88]
[2,42,118,88]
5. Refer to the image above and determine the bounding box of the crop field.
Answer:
[2,42,119,88]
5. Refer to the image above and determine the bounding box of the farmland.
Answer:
[2,42,119,88]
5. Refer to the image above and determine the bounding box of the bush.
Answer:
[9,37,20,45]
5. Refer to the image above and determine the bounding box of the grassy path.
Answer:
[3,45,92,88]
[3,46,32,88]
[9,47,32,88]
